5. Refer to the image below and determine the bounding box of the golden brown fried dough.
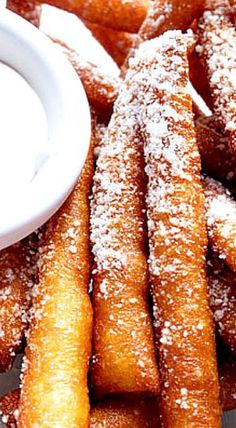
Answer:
[0,242,32,372]
[2,366,235,428]
[197,0,236,156]
[90,397,160,428]
[207,254,236,355]
[1,392,160,428]
[122,0,205,72]
[136,31,220,427]
[90,42,159,397]
[6,0,41,27]
[196,116,236,182]
[0,389,20,427]
[18,136,94,427]
[138,0,205,41]
[203,176,236,273]
[53,38,120,122]
[37,0,148,32]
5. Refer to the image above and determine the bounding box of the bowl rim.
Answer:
[0,9,91,249]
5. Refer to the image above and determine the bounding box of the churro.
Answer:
[196,117,236,183]
[54,39,120,122]
[0,242,32,373]
[207,254,236,355]
[197,0,236,156]
[6,0,41,27]
[37,0,148,32]
[84,21,135,67]
[18,136,94,427]
[90,46,159,397]
[136,31,220,426]
[203,176,236,273]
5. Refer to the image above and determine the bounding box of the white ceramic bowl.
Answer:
[0,8,91,249]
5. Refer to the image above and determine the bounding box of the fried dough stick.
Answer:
[197,0,236,156]
[90,49,159,397]
[136,32,220,427]
[53,39,120,122]
[122,0,205,72]
[3,366,236,428]
[18,138,94,427]
[0,242,32,372]
[203,176,236,273]
[1,392,160,428]
[6,0,41,27]
[90,397,160,428]
[138,0,205,41]
[84,21,135,67]
[37,0,148,33]
[207,254,236,355]
[196,116,236,183]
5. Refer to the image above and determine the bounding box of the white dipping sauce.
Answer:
[0,61,48,199]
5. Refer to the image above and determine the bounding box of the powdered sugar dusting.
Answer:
[90,65,144,273]
[130,30,219,422]
[139,1,174,41]
[0,241,34,371]
[90,34,159,393]
[203,176,236,268]
[134,31,200,278]
[93,123,107,159]
[197,1,236,152]
[54,39,120,120]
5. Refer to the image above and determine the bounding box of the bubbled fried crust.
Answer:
[0,389,20,427]
[0,242,32,372]
[207,254,236,355]
[1,393,160,428]
[6,0,41,27]
[90,42,159,397]
[197,0,236,156]
[53,38,120,123]
[18,137,94,428]
[134,31,220,427]
[203,176,236,273]
[36,0,148,32]
[90,397,160,428]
